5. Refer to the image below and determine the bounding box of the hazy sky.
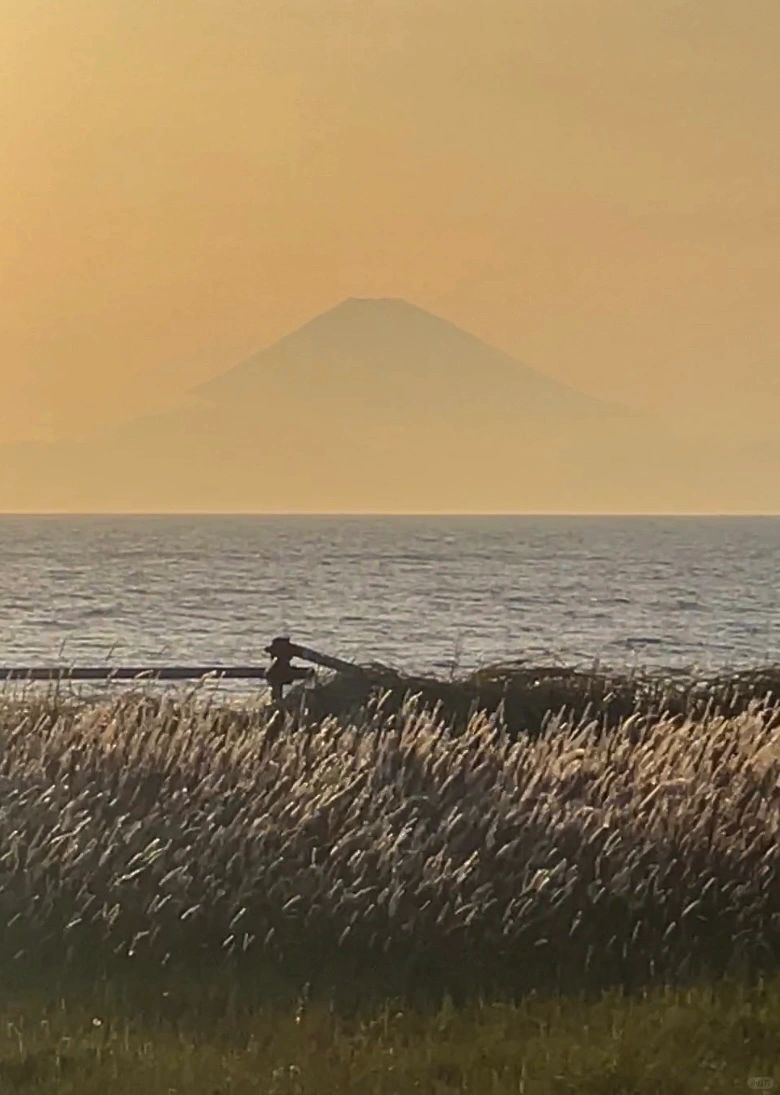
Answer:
[2,0,779,444]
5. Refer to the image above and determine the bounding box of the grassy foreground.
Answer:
[3,682,780,993]
[1,669,779,1090]
[1,978,779,1093]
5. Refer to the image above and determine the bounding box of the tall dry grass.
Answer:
[1,682,779,996]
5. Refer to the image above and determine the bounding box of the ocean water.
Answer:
[0,515,778,676]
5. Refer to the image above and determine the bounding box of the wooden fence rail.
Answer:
[0,666,269,682]
[0,638,358,699]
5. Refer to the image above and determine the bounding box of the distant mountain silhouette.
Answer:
[196,296,621,422]
[2,298,777,511]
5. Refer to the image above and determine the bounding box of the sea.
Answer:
[0,515,778,678]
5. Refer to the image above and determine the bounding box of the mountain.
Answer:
[196,296,621,422]
[122,296,646,510]
[2,297,776,512]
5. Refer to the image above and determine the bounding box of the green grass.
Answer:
[0,977,779,1093]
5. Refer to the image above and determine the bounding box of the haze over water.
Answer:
[1,516,778,676]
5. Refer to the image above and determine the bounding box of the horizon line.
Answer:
[1,511,779,519]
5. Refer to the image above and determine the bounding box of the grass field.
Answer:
[1,977,779,1093]
[1,668,779,1090]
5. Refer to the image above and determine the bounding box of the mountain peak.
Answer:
[340,295,408,306]
[196,296,617,422]
[267,295,487,356]
[306,295,433,326]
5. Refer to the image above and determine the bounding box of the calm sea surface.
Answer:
[0,516,778,676]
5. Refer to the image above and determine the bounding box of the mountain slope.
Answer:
[197,296,624,424]
[4,298,772,512]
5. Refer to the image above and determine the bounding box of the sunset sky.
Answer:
[2,0,779,452]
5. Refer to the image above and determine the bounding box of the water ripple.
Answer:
[0,515,777,672]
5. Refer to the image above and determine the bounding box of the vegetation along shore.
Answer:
[1,663,779,1091]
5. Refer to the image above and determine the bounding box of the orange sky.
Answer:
[2,0,779,446]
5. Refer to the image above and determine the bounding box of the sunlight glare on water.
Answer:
[0,515,778,675]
